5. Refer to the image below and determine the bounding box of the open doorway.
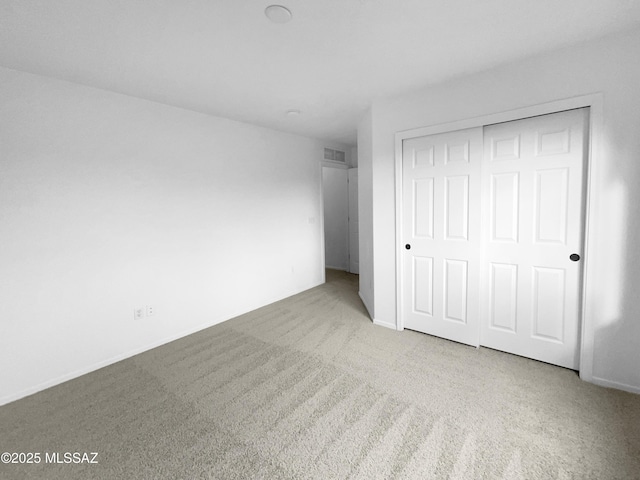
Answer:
[322,147,358,274]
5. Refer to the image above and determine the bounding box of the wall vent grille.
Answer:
[324,148,346,163]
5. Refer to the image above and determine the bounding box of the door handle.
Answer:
[570,253,580,261]
[405,244,411,250]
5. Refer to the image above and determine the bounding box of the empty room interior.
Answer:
[2,1,640,479]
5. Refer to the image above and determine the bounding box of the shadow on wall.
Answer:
[592,136,640,391]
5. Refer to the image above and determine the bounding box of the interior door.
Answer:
[402,127,483,346]
[348,168,359,274]
[480,109,588,369]
[323,166,349,270]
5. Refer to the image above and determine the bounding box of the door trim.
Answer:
[394,93,603,383]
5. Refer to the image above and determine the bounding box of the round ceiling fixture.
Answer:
[265,5,292,23]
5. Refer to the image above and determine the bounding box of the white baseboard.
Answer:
[1,325,224,406]
[0,281,323,407]
[372,318,398,330]
[591,376,640,395]
[358,292,397,331]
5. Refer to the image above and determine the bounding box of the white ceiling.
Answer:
[2,0,640,146]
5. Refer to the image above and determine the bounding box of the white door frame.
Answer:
[394,93,603,383]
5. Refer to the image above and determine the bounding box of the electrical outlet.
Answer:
[146,305,155,317]
[134,307,145,320]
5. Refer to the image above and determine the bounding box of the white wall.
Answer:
[361,28,640,392]
[0,67,326,405]
[322,166,349,270]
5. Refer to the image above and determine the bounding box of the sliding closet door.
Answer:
[400,109,588,368]
[401,127,483,346]
[480,109,588,369]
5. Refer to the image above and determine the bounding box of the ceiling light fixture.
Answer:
[286,109,301,116]
[265,5,292,24]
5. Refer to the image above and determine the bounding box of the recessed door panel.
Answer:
[535,168,569,245]
[532,267,565,343]
[413,257,433,316]
[414,146,435,167]
[444,259,468,323]
[490,263,518,333]
[445,175,469,241]
[536,129,570,156]
[492,135,520,161]
[446,141,470,164]
[491,172,519,243]
[414,178,434,239]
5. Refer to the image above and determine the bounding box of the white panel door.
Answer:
[322,166,349,270]
[402,128,483,346]
[480,109,588,369]
[348,168,359,274]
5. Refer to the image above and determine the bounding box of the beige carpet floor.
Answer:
[1,269,639,479]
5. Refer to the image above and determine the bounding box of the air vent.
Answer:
[324,148,346,163]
